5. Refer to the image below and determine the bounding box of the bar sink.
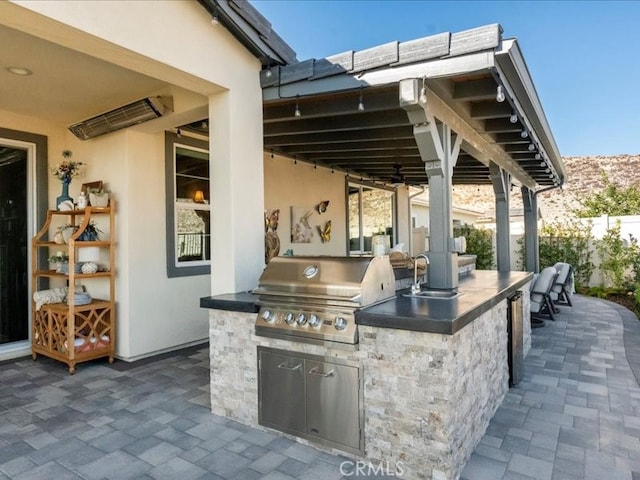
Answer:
[403,289,461,300]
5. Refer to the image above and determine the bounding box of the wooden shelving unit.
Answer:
[31,202,115,374]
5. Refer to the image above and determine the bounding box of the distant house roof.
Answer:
[259,24,566,190]
[198,0,297,66]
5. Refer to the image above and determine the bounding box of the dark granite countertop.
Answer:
[357,270,533,334]
[200,291,259,313]
[200,270,532,335]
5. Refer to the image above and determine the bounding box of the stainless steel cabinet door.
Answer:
[305,359,360,450]
[258,349,306,433]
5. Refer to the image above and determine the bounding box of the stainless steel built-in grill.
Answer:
[253,256,396,345]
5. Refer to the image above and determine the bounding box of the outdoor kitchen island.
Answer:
[201,268,532,480]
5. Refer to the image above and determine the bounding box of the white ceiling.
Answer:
[0,23,169,125]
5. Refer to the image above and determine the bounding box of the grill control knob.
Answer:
[308,314,321,327]
[284,312,295,325]
[335,317,347,331]
[296,313,307,326]
[261,310,273,322]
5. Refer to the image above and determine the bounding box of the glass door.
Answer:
[0,145,29,346]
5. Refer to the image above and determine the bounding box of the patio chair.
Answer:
[530,266,558,322]
[549,262,574,308]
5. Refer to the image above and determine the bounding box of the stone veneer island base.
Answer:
[204,271,532,480]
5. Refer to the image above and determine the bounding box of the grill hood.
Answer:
[253,256,396,307]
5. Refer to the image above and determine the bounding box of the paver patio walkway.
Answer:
[0,294,639,479]
[462,295,640,480]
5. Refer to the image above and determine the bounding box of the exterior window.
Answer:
[165,132,210,277]
[347,182,395,255]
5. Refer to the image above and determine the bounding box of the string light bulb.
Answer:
[496,85,506,103]
[520,130,529,139]
[294,95,301,118]
[265,69,272,78]
[535,153,541,160]
[211,4,220,25]
[357,86,365,112]
[509,111,518,124]
[419,77,427,104]
[528,143,535,151]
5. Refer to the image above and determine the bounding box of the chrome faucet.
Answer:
[411,253,429,294]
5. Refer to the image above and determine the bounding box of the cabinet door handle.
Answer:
[308,367,334,378]
[277,362,302,371]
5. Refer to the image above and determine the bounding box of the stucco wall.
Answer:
[264,154,348,257]
[1,1,264,360]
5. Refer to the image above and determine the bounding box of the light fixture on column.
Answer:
[528,143,535,151]
[509,110,518,123]
[176,128,182,138]
[294,95,301,118]
[520,129,529,139]
[496,85,506,103]
[357,86,365,112]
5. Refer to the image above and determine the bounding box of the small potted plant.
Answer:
[87,186,110,207]
[55,223,77,244]
[77,221,102,241]
[48,251,69,272]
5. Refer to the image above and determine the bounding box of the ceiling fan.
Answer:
[387,164,406,185]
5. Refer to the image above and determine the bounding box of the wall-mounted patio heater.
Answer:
[68,96,173,140]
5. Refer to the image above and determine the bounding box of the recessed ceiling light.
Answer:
[6,67,32,76]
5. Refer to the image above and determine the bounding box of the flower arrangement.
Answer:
[51,150,84,183]
[48,251,69,264]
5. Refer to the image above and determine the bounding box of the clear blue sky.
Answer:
[251,0,640,157]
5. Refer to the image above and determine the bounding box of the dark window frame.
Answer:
[164,131,210,278]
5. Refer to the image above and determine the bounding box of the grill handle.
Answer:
[277,362,302,371]
[308,367,334,378]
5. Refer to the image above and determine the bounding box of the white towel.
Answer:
[33,286,84,311]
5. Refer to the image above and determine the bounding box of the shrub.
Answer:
[453,224,494,270]
[593,222,640,290]
[516,219,594,287]
[573,170,640,217]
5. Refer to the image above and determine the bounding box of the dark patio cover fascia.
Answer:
[198,0,297,66]
[261,24,565,189]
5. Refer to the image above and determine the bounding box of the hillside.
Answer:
[451,155,640,223]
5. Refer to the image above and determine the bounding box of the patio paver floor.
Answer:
[0,294,639,479]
